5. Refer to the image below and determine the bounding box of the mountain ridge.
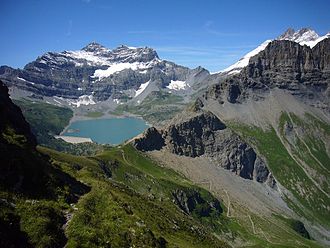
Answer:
[220,28,330,75]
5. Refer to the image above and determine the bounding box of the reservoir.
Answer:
[62,117,149,145]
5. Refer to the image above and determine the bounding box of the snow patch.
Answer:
[135,81,150,97]
[78,87,83,91]
[113,99,120,104]
[92,62,150,80]
[66,50,111,66]
[166,80,189,90]
[17,77,35,85]
[69,95,96,107]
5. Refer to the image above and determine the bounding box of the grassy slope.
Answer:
[39,145,230,248]
[0,126,90,248]
[38,144,321,248]
[229,112,330,229]
[85,111,104,118]
[13,99,73,136]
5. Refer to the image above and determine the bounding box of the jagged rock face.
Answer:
[163,112,226,157]
[206,39,330,112]
[133,127,164,151]
[246,38,329,89]
[0,80,36,147]
[133,112,274,185]
[0,42,209,103]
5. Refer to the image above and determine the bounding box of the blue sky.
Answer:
[1,0,329,72]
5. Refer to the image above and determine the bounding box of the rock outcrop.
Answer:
[172,188,222,216]
[133,111,276,186]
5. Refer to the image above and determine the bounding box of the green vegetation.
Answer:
[85,111,104,118]
[230,113,330,228]
[273,215,311,239]
[13,99,104,155]
[1,93,326,247]
[0,105,90,248]
[13,99,73,137]
[113,91,186,123]
[39,145,230,247]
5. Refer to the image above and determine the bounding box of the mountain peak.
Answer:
[81,42,108,53]
[278,28,319,43]
[278,28,295,39]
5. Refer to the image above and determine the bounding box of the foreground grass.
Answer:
[39,145,230,248]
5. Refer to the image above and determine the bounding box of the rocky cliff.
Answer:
[133,111,276,186]
[205,38,330,111]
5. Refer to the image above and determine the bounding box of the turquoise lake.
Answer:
[62,117,149,144]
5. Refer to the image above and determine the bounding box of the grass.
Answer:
[84,111,104,118]
[14,98,73,136]
[38,145,231,247]
[229,119,330,228]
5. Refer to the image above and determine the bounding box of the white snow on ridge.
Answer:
[298,33,330,48]
[220,29,330,75]
[221,40,272,74]
[166,80,189,90]
[92,62,153,80]
[113,99,121,104]
[66,50,111,66]
[135,80,150,97]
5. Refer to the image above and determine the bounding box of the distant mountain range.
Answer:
[0,42,209,108]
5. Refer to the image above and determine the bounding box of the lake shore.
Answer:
[55,135,93,144]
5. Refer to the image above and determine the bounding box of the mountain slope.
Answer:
[133,38,330,246]
[0,43,209,106]
[0,81,233,247]
[220,28,330,75]
[0,80,90,247]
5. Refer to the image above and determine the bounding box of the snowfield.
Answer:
[92,62,150,80]
[166,80,189,90]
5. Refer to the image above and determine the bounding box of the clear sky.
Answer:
[1,0,329,72]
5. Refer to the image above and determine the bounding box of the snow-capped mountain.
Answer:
[0,42,209,107]
[220,28,330,75]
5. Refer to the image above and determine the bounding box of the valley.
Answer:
[1,22,329,248]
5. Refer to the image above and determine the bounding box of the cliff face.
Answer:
[133,112,276,186]
[244,39,329,88]
[205,39,330,109]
